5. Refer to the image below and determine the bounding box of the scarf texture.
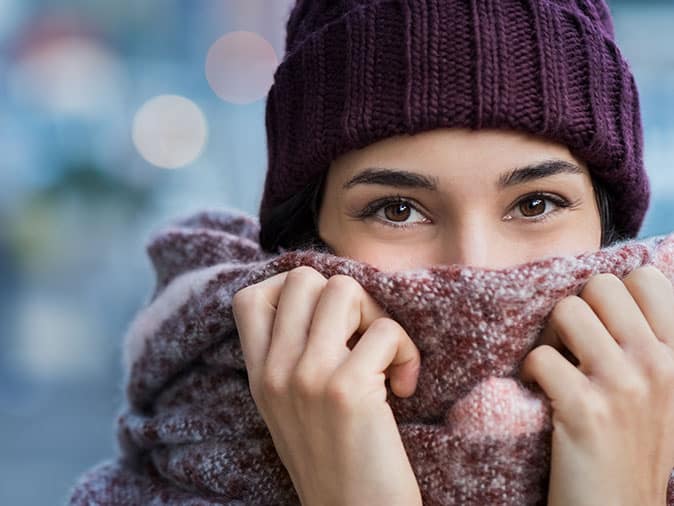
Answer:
[69,208,674,505]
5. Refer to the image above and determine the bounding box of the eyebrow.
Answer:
[342,168,438,190]
[342,159,584,191]
[496,159,584,189]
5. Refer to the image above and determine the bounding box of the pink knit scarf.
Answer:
[69,208,674,505]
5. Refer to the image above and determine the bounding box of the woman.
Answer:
[232,0,674,504]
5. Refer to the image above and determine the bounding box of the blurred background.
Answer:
[0,1,672,504]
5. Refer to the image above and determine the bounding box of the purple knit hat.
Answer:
[260,0,650,239]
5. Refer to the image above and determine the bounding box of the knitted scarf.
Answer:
[69,208,674,505]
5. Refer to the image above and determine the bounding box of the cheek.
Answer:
[484,210,602,268]
[522,213,602,261]
[563,207,603,251]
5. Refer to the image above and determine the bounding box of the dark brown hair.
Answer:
[259,171,624,254]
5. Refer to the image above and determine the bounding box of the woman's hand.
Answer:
[231,266,423,506]
[520,265,674,506]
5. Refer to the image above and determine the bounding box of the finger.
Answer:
[519,344,591,409]
[539,295,623,377]
[338,317,421,398]
[231,271,288,378]
[299,274,390,371]
[579,273,656,349]
[266,267,328,377]
[621,265,674,349]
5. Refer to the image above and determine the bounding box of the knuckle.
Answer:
[626,265,670,291]
[660,358,674,383]
[592,272,621,285]
[364,318,408,349]
[550,295,584,323]
[581,272,621,299]
[525,344,553,369]
[324,374,356,410]
[290,364,321,398]
[232,285,257,310]
[642,346,674,385]
[325,274,362,297]
[635,264,666,281]
[577,395,610,425]
[285,266,327,288]
[368,316,401,334]
[614,373,649,399]
[261,369,288,398]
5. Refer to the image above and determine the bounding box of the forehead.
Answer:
[328,127,589,185]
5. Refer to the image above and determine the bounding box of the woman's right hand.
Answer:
[231,266,422,506]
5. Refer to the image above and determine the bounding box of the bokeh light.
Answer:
[132,94,208,169]
[205,30,277,104]
[7,34,125,118]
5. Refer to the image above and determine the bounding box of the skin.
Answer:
[232,128,674,505]
[317,127,601,270]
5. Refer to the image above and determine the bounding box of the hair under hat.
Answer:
[260,0,649,240]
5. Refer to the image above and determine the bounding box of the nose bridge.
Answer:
[442,215,494,268]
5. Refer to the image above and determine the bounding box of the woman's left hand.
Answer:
[520,265,674,506]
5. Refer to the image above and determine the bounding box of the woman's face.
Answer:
[317,128,602,271]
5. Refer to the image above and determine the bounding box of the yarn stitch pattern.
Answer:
[69,208,674,505]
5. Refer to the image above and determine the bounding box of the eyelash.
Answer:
[354,193,574,229]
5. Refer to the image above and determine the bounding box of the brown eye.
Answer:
[506,193,572,223]
[383,202,411,222]
[518,197,546,217]
[357,197,431,228]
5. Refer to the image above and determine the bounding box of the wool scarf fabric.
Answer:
[69,208,674,505]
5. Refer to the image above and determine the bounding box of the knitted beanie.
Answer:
[260,0,650,239]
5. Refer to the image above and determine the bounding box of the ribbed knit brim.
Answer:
[260,0,649,239]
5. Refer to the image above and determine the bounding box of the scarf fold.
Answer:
[69,208,674,505]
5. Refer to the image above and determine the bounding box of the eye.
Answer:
[356,196,430,229]
[505,193,572,223]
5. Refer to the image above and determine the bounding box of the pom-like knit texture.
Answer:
[68,208,674,505]
[260,0,649,239]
